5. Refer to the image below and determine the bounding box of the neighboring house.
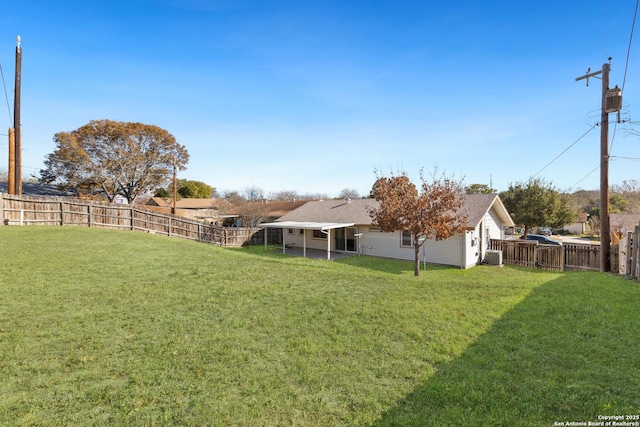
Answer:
[0,181,75,197]
[610,213,640,239]
[145,197,236,222]
[225,200,310,226]
[563,212,590,234]
[261,194,514,268]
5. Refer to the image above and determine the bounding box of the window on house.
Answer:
[299,229,304,235]
[288,228,294,234]
[369,226,381,232]
[313,229,327,239]
[401,231,412,247]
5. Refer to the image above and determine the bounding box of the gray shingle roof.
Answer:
[277,195,514,229]
[277,199,378,225]
[610,213,640,233]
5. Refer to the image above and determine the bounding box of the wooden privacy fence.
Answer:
[490,239,608,272]
[622,223,640,281]
[0,193,262,247]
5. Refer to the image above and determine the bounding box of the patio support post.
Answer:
[303,229,307,258]
[325,229,331,260]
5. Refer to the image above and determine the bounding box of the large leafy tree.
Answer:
[369,170,467,276]
[177,179,214,199]
[40,119,189,203]
[500,178,574,236]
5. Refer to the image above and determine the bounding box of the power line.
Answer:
[610,155,640,160]
[568,164,600,191]
[0,62,12,127]
[610,1,638,156]
[530,125,596,179]
[621,0,639,94]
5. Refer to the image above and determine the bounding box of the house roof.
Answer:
[0,182,76,197]
[274,195,514,229]
[460,193,514,228]
[610,213,640,233]
[276,199,378,224]
[226,200,310,217]
[147,197,234,210]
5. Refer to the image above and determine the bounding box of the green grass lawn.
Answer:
[1,227,639,426]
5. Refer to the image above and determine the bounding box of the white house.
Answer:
[260,194,514,268]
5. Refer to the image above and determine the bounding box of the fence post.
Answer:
[0,193,4,224]
[88,202,92,227]
[631,225,640,280]
[60,201,65,226]
[130,206,134,230]
[629,235,632,278]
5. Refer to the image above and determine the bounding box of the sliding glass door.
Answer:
[334,227,358,252]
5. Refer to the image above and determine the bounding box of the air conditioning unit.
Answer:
[486,249,503,266]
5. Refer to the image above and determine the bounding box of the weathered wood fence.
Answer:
[0,193,278,247]
[489,239,615,272]
[622,223,640,281]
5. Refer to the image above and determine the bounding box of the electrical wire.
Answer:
[568,164,600,191]
[610,155,640,160]
[621,0,638,94]
[0,62,13,127]
[530,125,597,180]
[609,1,638,155]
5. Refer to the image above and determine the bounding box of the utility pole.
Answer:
[575,61,614,272]
[172,159,177,215]
[13,35,23,195]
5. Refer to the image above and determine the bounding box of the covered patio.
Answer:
[260,220,356,261]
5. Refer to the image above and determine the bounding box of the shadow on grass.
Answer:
[236,246,434,275]
[336,255,456,275]
[372,273,640,426]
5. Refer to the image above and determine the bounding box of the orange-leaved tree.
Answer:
[368,170,468,276]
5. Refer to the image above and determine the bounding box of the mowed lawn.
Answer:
[1,227,639,426]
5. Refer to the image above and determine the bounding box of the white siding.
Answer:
[276,202,507,269]
[282,229,335,251]
[360,227,414,261]
[359,227,465,267]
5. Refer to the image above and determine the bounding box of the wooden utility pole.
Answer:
[575,61,613,272]
[13,35,23,195]
[8,128,15,194]
[172,159,177,215]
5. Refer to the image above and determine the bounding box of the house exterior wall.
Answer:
[275,204,508,269]
[564,222,587,234]
[464,209,504,268]
[281,228,338,251]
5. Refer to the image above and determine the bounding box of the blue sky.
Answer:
[1,1,639,197]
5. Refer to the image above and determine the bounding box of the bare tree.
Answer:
[268,190,300,200]
[338,188,361,199]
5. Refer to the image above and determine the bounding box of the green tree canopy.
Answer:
[465,183,496,194]
[369,169,467,276]
[40,119,189,203]
[500,178,574,235]
[177,180,214,199]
